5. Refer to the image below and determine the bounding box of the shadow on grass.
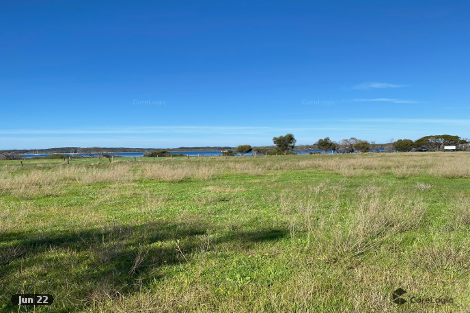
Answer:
[0,221,288,312]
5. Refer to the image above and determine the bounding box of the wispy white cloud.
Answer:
[353,82,407,90]
[353,98,418,104]
[1,124,413,136]
[441,106,470,110]
[0,126,273,135]
[350,118,470,124]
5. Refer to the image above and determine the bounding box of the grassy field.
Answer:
[1,153,469,312]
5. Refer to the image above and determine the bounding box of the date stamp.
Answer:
[11,294,54,306]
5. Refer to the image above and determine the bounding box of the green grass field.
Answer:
[1,153,469,312]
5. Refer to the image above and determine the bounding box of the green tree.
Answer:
[353,140,371,153]
[273,133,297,155]
[315,137,337,154]
[393,139,414,152]
[440,134,460,148]
[414,135,461,150]
[236,145,253,156]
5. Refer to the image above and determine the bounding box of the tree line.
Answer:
[1,134,468,160]
[227,133,469,156]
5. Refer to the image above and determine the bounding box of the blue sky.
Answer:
[1,0,469,149]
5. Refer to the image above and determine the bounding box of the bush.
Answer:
[222,150,236,156]
[144,151,172,157]
[253,147,269,155]
[45,154,70,159]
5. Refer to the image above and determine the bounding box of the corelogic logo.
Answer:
[392,288,407,305]
[391,288,454,306]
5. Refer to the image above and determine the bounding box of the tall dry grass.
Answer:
[263,152,470,178]
[318,195,426,259]
[0,164,137,197]
[1,152,469,198]
[274,178,428,264]
[143,163,215,182]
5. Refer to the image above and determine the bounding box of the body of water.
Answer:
[22,148,388,158]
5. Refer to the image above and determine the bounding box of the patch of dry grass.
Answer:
[410,240,470,272]
[449,197,470,231]
[203,186,246,192]
[314,195,427,262]
[143,163,215,182]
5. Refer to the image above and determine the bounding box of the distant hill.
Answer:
[0,146,237,154]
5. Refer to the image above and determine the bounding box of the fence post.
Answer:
[187,154,189,159]
[21,161,23,167]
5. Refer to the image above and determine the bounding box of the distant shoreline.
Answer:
[0,144,391,154]
[0,147,239,154]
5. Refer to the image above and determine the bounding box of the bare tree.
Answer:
[335,140,346,154]
[461,138,470,148]
[339,138,359,153]
[385,138,395,153]
[0,153,23,160]
[369,141,378,153]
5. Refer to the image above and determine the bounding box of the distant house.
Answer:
[444,146,457,150]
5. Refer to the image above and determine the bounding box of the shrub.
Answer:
[144,151,172,157]
[253,147,269,155]
[222,150,236,156]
